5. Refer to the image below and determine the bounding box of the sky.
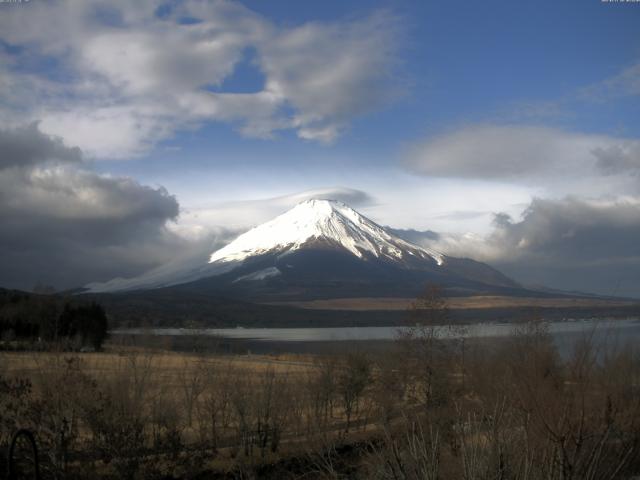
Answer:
[0,0,639,297]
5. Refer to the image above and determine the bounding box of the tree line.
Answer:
[0,289,108,350]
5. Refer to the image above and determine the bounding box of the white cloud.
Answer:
[38,105,175,159]
[0,0,401,158]
[579,62,640,101]
[405,125,640,196]
[175,187,375,234]
[259,10,401,142]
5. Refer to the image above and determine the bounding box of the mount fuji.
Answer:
[86,199,520,300]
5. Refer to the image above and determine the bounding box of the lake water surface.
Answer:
[114,317,640,343]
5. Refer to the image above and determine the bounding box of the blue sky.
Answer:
[89,0,640,211]
[1,0,640,295]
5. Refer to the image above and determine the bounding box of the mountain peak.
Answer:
[85,199,522,295]
[285,198,352,218]
[287,198,358,219]
[208,199,444,265]
[297,197,345,208]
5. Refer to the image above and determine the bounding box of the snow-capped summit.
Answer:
[86,198,518,296]
[208,199,444,266]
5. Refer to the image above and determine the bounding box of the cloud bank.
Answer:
[400,123,640,297]
[0,125,189,290]
[397,196,640,298]
[405,125,640,187]
[488,197,640,297]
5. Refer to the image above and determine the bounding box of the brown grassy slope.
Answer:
[265,295,639,311]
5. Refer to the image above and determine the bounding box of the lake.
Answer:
[112,317,640,355]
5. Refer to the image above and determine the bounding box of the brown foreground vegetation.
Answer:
[1,300,640,479]
[267,295,640,311]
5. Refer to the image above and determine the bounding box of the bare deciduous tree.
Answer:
[338,352,372,433]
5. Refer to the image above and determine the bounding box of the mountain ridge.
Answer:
[208,199,445,266]
[86,199,520,298]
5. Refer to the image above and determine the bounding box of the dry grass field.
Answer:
[0,348,316,379]
[267,295,639,311]
[0,345,383,478]
[2,322,640,479]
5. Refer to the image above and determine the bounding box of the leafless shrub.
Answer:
[306,356,339,435]
[455,320,640,480]
[337,352,372,434]
[371,355,407,428]
[366,419,441,480]
[305,441,348,480]
[196,361,235,453]
[76,353,154,479]
[398,284,460,409]
[252,367,292,457]
[149,392,182,456]
[179,355,207,428]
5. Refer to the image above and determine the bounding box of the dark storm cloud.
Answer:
[0,126,184,290]
[0,123,81,169]
[489,197,640,262]
[389,197,640,298]
[486,197,640,297]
